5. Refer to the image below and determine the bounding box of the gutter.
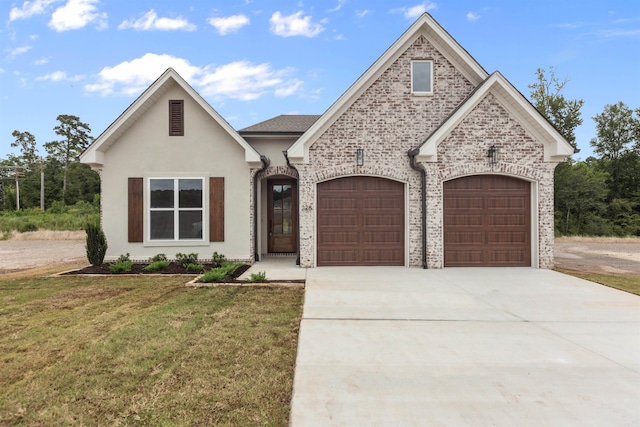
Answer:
[253,155,270,262]
[284,151,301,265]
[408,148,428,269]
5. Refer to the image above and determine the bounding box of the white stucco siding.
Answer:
[100,84,252,261]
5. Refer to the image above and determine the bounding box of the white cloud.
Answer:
[394,2,437,20]
[328,0,345,13]
[9,0,59,22]
[270,11,325,37]
[85,53,202,96]
[84,53,303,101]
[36,70,84,81]
[34,57,49,65]
[466,12,480,22]
[207,14,250,35]
[118,9,196,32]
[8,45,32,57]
[356,9,371,18]
[48,0,107,32]
[198,60,301,100]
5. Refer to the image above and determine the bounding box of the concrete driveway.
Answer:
[290,267,640,426]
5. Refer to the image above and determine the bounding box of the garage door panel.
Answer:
[487,231,528,244]
[444,196,484,210]
[363,231,403,244]
[444,175,530,267]
[362,214,403,227]
[487,196,526,209]
[445,231,484,245]
[363,250,403,265]
[317,176,404,266]
[318,250,358,265]
[445,214,484,227]
[318,231,360,245]
[488,214,527,226]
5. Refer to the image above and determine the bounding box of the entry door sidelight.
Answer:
[268,179,297,253]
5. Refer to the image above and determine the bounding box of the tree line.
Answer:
[2,71,639,237]
[1,114,99,211]
[530,67,640,236]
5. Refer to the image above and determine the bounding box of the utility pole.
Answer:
[0,166,25,210]
[40,162,45,211]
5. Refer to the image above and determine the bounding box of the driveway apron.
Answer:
[290,267,640,426]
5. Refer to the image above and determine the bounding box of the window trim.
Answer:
[411,60,434,95]
[146,176,207,245]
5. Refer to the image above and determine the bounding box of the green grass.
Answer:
[0,202,99,238]
[556,268,640,296]
[0,273,304,426]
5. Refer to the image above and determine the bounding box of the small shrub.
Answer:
[143,261,170,272]
[197,262,243,283]
[116,253,131,263]
[150,253,168,263]
[17,222,38,233]
[175,252,198,268]
[247,271,267,283]
[109,260,133,273]
[211,251,227,268]
[85,220,108,266]
[186,263,205,273]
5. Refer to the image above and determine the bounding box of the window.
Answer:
[169,100,184,136]
[411,60,433,94]
[149,178,203,241]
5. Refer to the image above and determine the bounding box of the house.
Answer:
[80,13,573,269]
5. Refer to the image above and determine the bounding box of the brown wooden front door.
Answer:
[443,175,531,267]
[268,179,297,253]
[317,176,404,266]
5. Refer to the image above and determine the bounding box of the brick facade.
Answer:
[295,35,560,268]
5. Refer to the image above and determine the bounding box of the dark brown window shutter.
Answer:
[169,100,184,136]
[128,177,143,242]
[209,177,224,242]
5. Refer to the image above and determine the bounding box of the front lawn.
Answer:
[0,273,303,425]
[556,268,640,296]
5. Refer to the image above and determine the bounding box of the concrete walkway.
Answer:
[290,267,640,426]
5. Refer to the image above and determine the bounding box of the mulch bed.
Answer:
[63,263,251,278]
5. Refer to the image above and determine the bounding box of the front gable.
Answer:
[417,72,574,163]
[80,68,262,168]
[287,13,489,163]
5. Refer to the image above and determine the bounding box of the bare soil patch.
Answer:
[554,236,640,276]
[0,239,85,274]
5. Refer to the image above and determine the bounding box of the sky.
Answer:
[1,0,639,161]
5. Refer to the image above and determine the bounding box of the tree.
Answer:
[590,102,638,160]
[44,114,93,203]
[554,160,609,235]
[528,67,584,149]
[11,130,40,168]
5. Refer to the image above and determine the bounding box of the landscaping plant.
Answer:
[109,253,132,273]
[175,252,198,268]
[247,271,268,283]
[85,219,108,266]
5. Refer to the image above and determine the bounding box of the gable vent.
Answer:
[169,100,184,136]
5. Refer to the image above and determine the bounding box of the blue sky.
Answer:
[1,0,639,160]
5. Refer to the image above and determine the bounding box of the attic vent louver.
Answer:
[169,100,184,136]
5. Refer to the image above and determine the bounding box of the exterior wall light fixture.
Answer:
[487,144,498,166]
[356,148,365,166]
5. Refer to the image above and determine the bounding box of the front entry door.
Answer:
[268,179,297,253]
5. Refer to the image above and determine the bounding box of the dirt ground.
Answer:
[554,236,640,276]
[1,235,640,276]
[0,237,86,274]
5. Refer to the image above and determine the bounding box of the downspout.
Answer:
[408,148,428,269]
[253,155,270,262]
[283,151,301,265]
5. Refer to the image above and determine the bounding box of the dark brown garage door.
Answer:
[444,175,531,267]
[317,176,404,266]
